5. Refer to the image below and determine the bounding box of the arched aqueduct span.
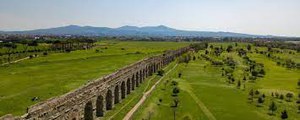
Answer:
[0,46,190,120]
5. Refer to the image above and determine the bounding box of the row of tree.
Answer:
[253,41,300,52]
[0,37,97,64]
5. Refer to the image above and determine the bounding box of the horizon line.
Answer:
[0,24,298,38]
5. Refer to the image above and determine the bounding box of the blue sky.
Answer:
[0,0,299,36]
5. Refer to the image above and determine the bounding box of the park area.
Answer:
[131,43,300,120]
[0,41,300,120]
[0,40,189,116]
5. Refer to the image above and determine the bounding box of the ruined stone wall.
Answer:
[0,46,190,120]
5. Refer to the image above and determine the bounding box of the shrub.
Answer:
[279,94,284,100]
[172,87,180,96]
[171,81,178,86]
[257,96,264,107]
[178,72,182,78]
[65,49,71,53]
[157,70,165,76]
[135,51,142,54]
[286,93,293,102]
[268,101,277,115]
[281,110,288,119]
[43,52,48,56]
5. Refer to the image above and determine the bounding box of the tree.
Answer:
[243,76,247,81]
[281,110,288,119]
[275,92,279,98]
[157,70,165,76]
[237,80,241,89]
[20,40,30,55]
[172,87,180,96]
[173,98,179,107]
[226,45,233,52]
[247,44,252,51]
[267,46,272,52]
[269,101,277,115]
[257,96,264,106]
[3,42,17,63]
[255,90,260,97]
[171,81,178,86]
[28,40,38,52]
[286,93,293,102]
[279,94,284,100]
[178,73,182,78]
[205,50,209,54]
[158,98,162,105]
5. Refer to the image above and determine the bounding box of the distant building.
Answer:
[34,36,40,40]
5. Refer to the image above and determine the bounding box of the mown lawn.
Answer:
[133,58,265,120]
[132,43,300,120]
[0,41,189,116]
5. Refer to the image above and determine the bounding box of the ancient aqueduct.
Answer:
[1,46,190,120]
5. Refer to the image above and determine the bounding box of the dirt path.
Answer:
[1,56,30,66]
[107,75,157,119]
[107,64,174,119]
[122,64,178,120]
[186,89,217,120]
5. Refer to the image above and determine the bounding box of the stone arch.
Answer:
[151,64,154,75]
[159,62,162,69]
[106,90,113,110]
[145,68,148,77]
[114,85,120,104]
[131,75,135,90]
[147,66,150,76]
[139,70,143,83]
[84,101,93,120]
[152,64,155,73]
[135,72,139,87]
[127,78,131,94]
[143,69,146,80]
[121,81,126,99]
[96,95,104,117]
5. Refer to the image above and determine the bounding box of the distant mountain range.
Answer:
[0,25,272,38]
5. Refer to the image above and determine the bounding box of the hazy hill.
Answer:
[1,25,265,37]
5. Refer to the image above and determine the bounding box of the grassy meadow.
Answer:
[132,43,300,120]
[1,41,299,120]
[0,41,189,116]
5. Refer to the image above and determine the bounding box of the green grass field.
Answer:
[132,43,300,120]
[1,41,300,120]
[0,41,189,116]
